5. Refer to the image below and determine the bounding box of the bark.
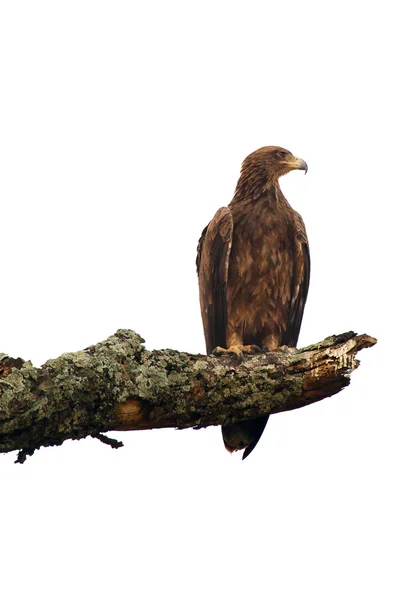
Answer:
[0,329,376,463]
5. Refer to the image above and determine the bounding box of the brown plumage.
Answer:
[196,146,310,459]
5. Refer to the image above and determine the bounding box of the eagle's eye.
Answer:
[275,150,286,159]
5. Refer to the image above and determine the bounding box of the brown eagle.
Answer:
[196,146,310,459]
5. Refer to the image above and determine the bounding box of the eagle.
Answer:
[196,146,310,459]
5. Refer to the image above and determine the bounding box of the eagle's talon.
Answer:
[211,345,244,358]
[211,344,260,358]
[246,344,262,354]
[211,346,230,356]
[276,345,297,353]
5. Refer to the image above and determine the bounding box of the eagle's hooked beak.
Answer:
[293,157,308,174]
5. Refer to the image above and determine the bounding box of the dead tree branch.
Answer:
[0,329,376,462]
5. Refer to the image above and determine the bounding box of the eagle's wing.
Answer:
[283,212,310,347]
[196,207,233,354]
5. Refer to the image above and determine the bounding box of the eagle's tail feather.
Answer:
[222,415,270,460]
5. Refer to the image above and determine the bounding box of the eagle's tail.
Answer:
[222,415,270,460]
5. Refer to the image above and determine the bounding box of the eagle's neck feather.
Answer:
[231,175,282,205]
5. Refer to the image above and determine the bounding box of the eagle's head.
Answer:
[246,146,307,180]
[234,146,307,201]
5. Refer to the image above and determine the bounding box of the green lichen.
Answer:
[136,366,169,400]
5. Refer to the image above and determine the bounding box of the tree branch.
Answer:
[0,330,376,462]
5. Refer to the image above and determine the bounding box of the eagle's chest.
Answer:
[225,200,297,348]
[228,203,295,298]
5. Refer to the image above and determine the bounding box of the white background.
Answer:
[1,2,398,599]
